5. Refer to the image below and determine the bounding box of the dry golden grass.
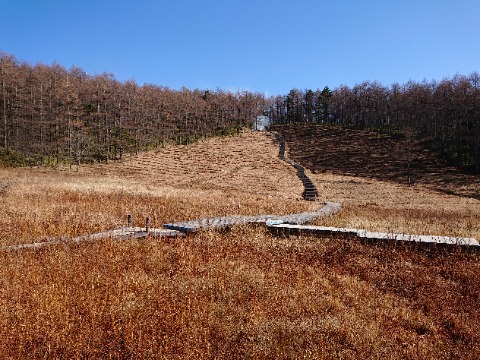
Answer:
[1,129,479,358]
[274,124,480,240]
[311,173,480,240]
[71,130,305,200]
[1,227,479,358]
[0,131,312,247]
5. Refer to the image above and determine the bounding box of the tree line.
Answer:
[0,52,265,165]
[2,50,479,173]
[268,76,480,173]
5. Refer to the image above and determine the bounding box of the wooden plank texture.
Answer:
[267,224,479,248]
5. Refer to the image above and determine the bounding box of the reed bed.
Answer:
[0,130,479,358]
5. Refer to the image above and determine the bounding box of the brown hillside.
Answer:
[272,124,479,200]
[0,130,479,358]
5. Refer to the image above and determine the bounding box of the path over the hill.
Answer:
[3,130,478,251]
[270,131,318,201]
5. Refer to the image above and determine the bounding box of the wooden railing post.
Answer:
[146,217,150,234]
[127,214,132,228]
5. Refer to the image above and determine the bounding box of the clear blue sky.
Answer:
[1,0,479,95]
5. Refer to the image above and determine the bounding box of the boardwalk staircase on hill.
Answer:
[270,131,318,201]
[4,131,478,252]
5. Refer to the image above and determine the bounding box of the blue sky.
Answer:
[1,0,479,95]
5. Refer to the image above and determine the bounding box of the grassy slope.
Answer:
[274,124,480,240]
[0,129,479,358]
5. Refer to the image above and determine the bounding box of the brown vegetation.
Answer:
[273,124,480,199]
[2,228,479,358]
[0,51,265,165]
[1,130,479,358]
[270,75,480,173]
[0,131,308,247]
[272,124,480,242]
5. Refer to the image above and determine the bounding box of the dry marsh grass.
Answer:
[1,129,479,358]
[273,124,480,200]
[1,227,479,358]
[311,173,480,240]
[0,131,312,247]
[274,124,479,240]
[71,130,304,200]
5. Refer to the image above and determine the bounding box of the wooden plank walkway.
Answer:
[164,202,342,232]
[267,224,479,248]
[5,202,478,251]
[3,131,477,251]
[4,203,341,251]
[271,131,318,201]
[5,227,183,251]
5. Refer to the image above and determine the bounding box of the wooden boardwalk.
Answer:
[5,227,183,251]
[271,131,318,201]
[5,202,479,251]
[164,202,342,232]
[4,132,478,251]
[4,203,342,251]
[267,224,479,248]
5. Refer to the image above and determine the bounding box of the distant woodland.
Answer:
[1,51,479,174]
[269,77,480,174]
[0,52,265,165]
